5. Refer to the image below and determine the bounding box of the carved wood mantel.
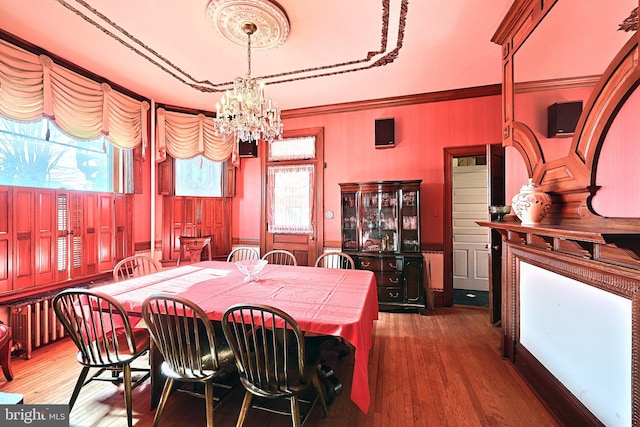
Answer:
[478,221,640,269]
[480,220,640,426]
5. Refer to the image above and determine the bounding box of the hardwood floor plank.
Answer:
[0,307,563,426]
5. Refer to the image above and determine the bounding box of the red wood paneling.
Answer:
[14,188,34,289]
[0,186,11,292]
[161,196,231,262]
[83,192,98,275]
[97,193,114,271]
[35,189,56,285]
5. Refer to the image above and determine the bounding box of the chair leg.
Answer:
[152,378,174,427]
[205,381,214,427]
[0,338,13,381]
[290,396,301,427]
[312,372,329,417]
[235,391,253,427]
[123,364,133,427]
[69,366,91,410]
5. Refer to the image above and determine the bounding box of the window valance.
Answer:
[0,39,148,154]
[155,108,238,165]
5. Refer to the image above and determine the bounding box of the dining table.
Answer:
[92,260,379,413]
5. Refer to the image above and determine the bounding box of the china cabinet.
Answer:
[339,180,425,314]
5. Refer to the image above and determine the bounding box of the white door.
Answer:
[452,161,489,291]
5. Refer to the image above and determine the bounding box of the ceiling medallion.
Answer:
[205,0,290,50]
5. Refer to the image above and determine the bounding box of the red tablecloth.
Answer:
[94,261,378,413]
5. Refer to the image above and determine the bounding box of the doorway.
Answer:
[261,127,324,266]
[443,144,504,324]
[452,157,489,306]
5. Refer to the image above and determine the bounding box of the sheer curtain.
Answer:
[266,164,314,234]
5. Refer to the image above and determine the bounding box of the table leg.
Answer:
[149,341,163,409]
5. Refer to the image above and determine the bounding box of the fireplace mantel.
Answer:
[479,219,640,426]
[478,221,640,270]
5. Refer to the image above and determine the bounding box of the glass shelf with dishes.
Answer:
[339,180,421,254]
[400,189,420,252]
[360,190,398,252]
[341,192,358,251]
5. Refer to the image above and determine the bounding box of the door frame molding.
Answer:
[260,127,324,265]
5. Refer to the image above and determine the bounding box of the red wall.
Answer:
[134,83,639,252]
[232,95,503,247]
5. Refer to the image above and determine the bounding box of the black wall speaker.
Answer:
[238,138,257,157]
[547,101,582,138]
[375,118,395,148]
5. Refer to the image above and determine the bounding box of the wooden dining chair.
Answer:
[141,294,236,427]
[53,289,150,427]
[261,249,297,266]
[113,254,162,282]
[222,304,328,427]
[314,252,355,269]
[227,247,260,262]
[313,252,355,359]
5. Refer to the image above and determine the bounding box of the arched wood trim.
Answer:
[509,121,544,178]
[496,0,640,224]
[574,39,639,168]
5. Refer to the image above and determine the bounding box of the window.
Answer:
[266,164,314,234]
[174,156,224,197]
[0,116,132,192]
[265,135,317,234]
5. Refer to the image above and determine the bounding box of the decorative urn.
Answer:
[511,178,552,225]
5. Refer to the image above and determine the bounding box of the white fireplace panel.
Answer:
[520,262,632,427]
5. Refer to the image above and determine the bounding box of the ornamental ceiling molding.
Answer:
[54,0,408,93]
[618,7,638,32]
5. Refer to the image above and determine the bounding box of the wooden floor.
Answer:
[0,306,562,426]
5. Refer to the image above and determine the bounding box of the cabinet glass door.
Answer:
[400,189,420,252]
[360,191,397,252]
[341,192,357,250]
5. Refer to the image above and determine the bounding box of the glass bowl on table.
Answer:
[234,259,268,282]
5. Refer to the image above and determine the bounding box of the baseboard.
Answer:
[432,289,444,307]
[514,343,603,427]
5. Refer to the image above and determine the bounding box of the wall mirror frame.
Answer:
[488,2,640,425]
[492,0,640,225]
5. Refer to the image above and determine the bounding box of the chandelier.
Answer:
[213,22,283,144]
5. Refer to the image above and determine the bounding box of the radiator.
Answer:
[9,295,66,359]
